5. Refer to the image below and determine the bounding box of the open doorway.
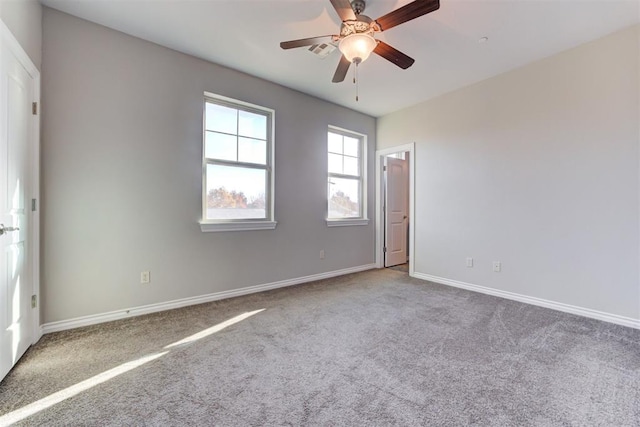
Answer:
[375,143,415,275]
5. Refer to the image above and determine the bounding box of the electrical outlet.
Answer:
[320,250,325,260]
[466,257,473,268]
[492,262,501,272]
[141,271,150,283]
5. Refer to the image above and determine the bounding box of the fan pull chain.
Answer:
[353,62,359,102]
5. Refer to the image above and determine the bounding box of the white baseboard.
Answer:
[412,272,640,330]
[42,264,377,334]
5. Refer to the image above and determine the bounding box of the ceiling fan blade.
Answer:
[280,36,335,50]
[375,0,440,32]
[329,0,356,22]
[332,55,351,83]
[373,41,415,69]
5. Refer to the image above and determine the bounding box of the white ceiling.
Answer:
[40,0,639,117]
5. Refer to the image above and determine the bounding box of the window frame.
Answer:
[326,126,369,227]
[200,92,276,232]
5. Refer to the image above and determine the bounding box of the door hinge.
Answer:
[32,102,38,115]
[383,165,387,171]
[383,247,387,253]
[31,199,37,212]
[31,295,37,309]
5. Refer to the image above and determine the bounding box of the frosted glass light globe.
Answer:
[339,33,377,64]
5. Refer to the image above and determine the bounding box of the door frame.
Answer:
[1,19,41,343]
[375,142,415,275]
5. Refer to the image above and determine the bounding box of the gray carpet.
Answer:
[0,269,639,426]
[388,263,409,273]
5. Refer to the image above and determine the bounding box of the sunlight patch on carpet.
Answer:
[0,352,168,426]
[164,309,265,349]
[0,309,266,426]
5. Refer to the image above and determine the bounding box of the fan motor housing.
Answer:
[340,14,375,37]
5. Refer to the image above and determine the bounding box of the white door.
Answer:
[0,24,36,381]
[384,157,408,267]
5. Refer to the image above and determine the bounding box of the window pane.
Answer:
[238,137,266,165]
[238,110,267,140]
[343,156,358,176]
[343,136,359,157]
[328,132,343,154]
[206,103,237,134]
[205,131,237,161]
[328,153,343,174]
[328,177,360,218]
[206,164,267,219]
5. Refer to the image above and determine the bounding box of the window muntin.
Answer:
[327,128,365,220]
[203,94,273,225]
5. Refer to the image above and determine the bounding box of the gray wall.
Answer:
[378,25,640,321]
[41,8,376,323]
[0,0,41,69]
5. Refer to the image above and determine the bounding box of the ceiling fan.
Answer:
[280,0,440,83]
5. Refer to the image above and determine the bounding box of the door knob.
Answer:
[0,224,19,236]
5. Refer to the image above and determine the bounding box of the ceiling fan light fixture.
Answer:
[339,33,377,64]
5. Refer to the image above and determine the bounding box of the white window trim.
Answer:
[200,92,276,233]
[200,221,277,232]
[326,125,368,227]
[326,218,369,227]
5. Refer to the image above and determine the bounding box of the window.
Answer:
[201,93,276,232]
[327,127,368,227]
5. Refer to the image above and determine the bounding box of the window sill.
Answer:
[326,218,369,227]
[200,221,277,233]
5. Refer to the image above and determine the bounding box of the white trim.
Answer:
[200,220,277,232]
[204,92,273,113]
[41,263,377,334]
[1,21,38,77]
[637,26,640,331]
[412,272,640,330]
[31,71,41,343]
[326,218,369,227]
[1,20,41,344]
[375,143,415,275]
